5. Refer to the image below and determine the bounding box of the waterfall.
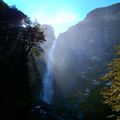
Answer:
[41,40,56,104]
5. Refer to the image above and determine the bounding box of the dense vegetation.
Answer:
[0,1,45,119]
[0,1,120,120]
[101,46,120,120]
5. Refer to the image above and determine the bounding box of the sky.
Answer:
[4,0,120,37]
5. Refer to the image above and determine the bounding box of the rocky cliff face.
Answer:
[53,3,120,98]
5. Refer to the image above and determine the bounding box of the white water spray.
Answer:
[41,40,56,104]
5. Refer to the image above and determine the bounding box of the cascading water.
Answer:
[41,40,56,104]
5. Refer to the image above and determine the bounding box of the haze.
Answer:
[4,0,120,37]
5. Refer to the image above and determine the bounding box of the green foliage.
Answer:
[20,20,45,55]
[101,45,120,119]
[0,1,45,119]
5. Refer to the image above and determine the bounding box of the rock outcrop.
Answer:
[53,3,120,98]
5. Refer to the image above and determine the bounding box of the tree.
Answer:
[0,1,45,119]
[21,20,45,55]
[101,46,120,120]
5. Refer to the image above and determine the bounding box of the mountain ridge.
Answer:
[57,2,120,39]
[53,2,120,98]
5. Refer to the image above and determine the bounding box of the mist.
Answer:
[1,1,120,119]
[50,4,120,101]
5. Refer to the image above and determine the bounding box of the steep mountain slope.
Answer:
[0,1,71,120]
[53,3,120,98]
[0,1,30,119]
[0,1,45,119]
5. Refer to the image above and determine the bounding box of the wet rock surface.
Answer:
[27,101,73,120]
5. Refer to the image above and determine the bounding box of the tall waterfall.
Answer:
[41,40,56,104]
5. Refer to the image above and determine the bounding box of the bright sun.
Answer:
[32,11,80,37]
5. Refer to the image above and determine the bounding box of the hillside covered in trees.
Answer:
[0,0,45,119]
[0,1,120,120]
